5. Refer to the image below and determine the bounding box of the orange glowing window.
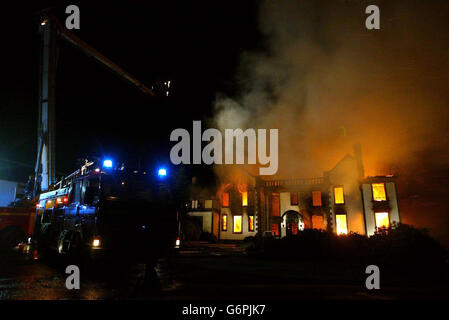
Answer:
[272,223,279,236]
[249,216,255,231]
[312,191,322,206]
[375,212,390,229]
[372,183,387,201]
[312,215,324,230]
[222,192,229,207]
[290,192,298,205]
[336,214,348,235]
[222,214,227,231]
[270,193,280,217]
[334,187,345,204]
[233,215,242,233]
[242,192,248,206]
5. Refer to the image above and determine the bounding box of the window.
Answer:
[192,200,198,209]
[312,191,322,206]
[372,183,387,201]
[248,216,255,232]
[83,178,100,205]
[242,192,248,206]
[233,215,242,233]
[312,215,324,230]
[375,212,390,229]
[221,214,227,231]
[204,200,212,208]
[222,192,229,207]
[272,223,279,236]
[270,193,280,216]
[290,192,298,205]
[71,181,82,203]
[335,214,348,235]
[334,187,345,204]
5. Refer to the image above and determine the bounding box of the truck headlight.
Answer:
[92,238,101,247]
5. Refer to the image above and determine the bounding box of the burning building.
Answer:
[187,144,400,240]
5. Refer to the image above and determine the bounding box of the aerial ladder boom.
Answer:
[34,11,155,196]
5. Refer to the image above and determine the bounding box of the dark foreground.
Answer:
[0,242,448,300]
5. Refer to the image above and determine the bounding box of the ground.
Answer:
[0,242,447,300]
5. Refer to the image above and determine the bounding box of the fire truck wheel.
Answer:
[0,227,25,248]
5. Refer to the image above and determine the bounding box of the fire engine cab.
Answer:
[32,158,177,267]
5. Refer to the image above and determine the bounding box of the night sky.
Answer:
[0,0,261,181]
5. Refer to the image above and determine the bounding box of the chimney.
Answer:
[353,143,365,179]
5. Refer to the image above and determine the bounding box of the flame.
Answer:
[236,183,247,193]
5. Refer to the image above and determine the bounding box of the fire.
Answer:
[236,183,248,206]
[217,183,231,207]
[242,192,248,206]
[375,212,390,229]
[336,214,348,235]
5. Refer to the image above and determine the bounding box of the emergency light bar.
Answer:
[103,159,113,168]
[158,168,167,177]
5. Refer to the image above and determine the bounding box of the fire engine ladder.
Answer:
[34,10,155,196]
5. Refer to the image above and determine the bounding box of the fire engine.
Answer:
[33,158,177,266]
[0,206,35,247]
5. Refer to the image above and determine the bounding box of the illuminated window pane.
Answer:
[290,192,298,205]
[222,214,227,231]
[375,212,389,229]
[312,215,324,230]
[372,183,387,201]
[334,187,345,204]
[272,223,279,236]
[312,191,322,206]
[249,216,254,231]
[233,216,242,233]
[222,192,229,207]
[242,192,248,206]
[336,214,348,235]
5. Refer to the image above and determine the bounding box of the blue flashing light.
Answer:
[103,159,113,168]
[158,168,167,177]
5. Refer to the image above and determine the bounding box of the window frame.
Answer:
[311,215,324,230]
[248,215,255,232]
[233,215,243,234]
[221,214,228,232]
[335,214,348,235]
[333,186,345,205]
[312,191,322,207]
[242,191,248,207]
[222,192,230,208]
[371,183,388,202]
[374,211,390,229]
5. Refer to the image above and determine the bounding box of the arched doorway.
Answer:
[281,210,304,237]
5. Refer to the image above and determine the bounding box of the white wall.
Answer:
[328,156,366,235]
[188,211,213,233]
[219,207,256,240]
[386,182,400,225]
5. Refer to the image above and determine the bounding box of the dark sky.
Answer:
[0,0,261,181]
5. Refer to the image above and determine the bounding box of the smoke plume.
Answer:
[213,0,449,179]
